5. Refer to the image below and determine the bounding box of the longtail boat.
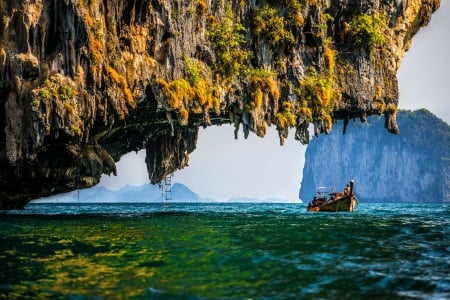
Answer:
[307,180,358,212]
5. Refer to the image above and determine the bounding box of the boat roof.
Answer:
[316,186,337,194]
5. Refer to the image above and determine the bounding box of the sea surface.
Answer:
[0,202,449,300]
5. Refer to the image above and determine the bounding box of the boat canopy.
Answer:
[315,186,337,196]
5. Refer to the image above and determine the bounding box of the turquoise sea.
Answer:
[1,202,449,299]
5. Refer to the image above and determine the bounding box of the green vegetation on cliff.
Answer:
[349,13,388,54]
[207,3,250,80]
[253,5,295,48]
[0,0,440,209]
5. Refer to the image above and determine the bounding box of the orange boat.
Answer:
[307,180,358,212]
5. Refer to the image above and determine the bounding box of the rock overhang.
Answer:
[0,0,440,209]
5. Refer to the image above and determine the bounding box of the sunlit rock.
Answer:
[0,0,440,209]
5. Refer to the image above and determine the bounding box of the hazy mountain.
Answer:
[31,183,299,203]
[227,197,298,203]
[32,183,200,203]
[172,183,200,202]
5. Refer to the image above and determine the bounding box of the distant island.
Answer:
[31,183,200,203]
[300,109,450,203]
[31,183,295,204]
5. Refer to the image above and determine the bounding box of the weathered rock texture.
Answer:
[0,0,440,209]
[300,109,450,203]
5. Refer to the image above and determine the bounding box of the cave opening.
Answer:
[98,125,306,202]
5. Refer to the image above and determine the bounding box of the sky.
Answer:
[99,2,450,201]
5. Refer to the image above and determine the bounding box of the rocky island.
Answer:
[300,109,450,203]
[0,0,440,209]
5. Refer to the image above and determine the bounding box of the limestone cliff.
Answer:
[0,0,440,209]
[300,109,450,203]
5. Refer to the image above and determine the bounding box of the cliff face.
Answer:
[0,0,440,209]
[300,109,450,203]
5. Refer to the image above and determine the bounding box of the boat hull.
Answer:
[307,196,357,212]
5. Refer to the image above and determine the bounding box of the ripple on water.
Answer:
[0,203,449,299]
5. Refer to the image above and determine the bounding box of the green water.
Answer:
[1,203,449,299]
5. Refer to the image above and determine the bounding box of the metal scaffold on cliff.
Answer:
[159,174,173,203]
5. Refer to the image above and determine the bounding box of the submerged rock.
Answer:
[0,0,440,209]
